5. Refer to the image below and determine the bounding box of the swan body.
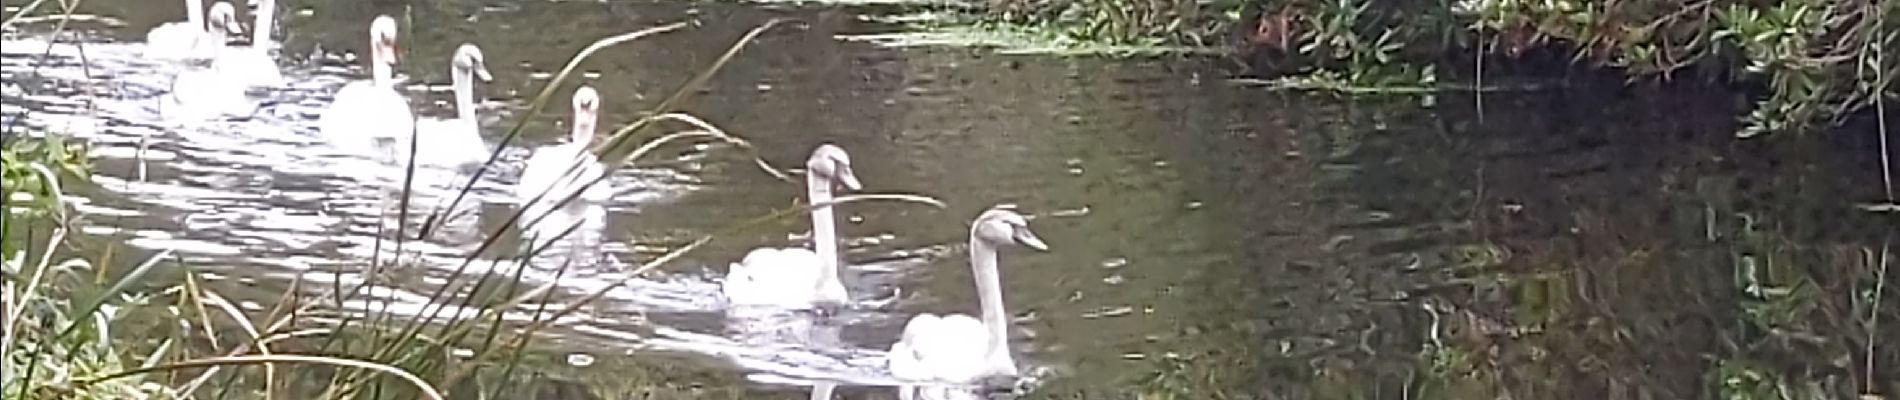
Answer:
[318,15,414,164]
[159,2,250,121]
[410,43,495,172]
[210,0,283,88]
[145,0,216,60]
[722,144,864,309]
[515,86,611,244]
[887,206,1049,399]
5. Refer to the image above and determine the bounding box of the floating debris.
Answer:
[1100,257,1128,269]
[1081,306,1134,319]
[1049,206,1091,217]
[566,353,596,367]
[1102,274,1125,285]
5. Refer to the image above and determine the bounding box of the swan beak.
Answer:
[378,40,400,66]
[835,161,862,191]
[475,64,494,82]
[1013,228,1049,251]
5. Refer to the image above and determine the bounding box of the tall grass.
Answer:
[4,10,943,400]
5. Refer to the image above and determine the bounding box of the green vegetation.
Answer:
[878,0,1894,137]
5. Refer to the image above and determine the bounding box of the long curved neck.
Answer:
[968,237,1011,367]
[185,0,205,28]
[570,114,592,146]
[251,0,274,46]
[808,173,839,283]
[371,52,392,87]
[452,67,476,121]
[205,21,228,56]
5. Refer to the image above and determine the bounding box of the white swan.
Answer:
[886,206,1048,400]
[210,0,283,88]
[515,86,611,246]
[159,2,250,121]
[318,15,413,164]
[144,0,215,60]
[409,43,494,172]
[722,144,864,309]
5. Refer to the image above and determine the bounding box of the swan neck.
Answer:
[372,59,393,87]
[969,237,1011,365]
[808,174,839,280]
[186,0,204,26]
[453,69,476,121]
[570,112,593,145]
[207,27,228,56]
[251,0,274,46]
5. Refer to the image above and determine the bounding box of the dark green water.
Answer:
[2,0,1895,398]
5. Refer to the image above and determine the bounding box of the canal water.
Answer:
[2,0,1894,398]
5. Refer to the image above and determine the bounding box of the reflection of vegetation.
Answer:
[902,0,1895,137]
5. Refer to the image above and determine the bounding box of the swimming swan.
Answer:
[159,2,249,121]
[410,43,495,172]
[886,206,1048,400]
[721,144,864,309]
[318,15,413,164]
[145,0,214,60]
[210,0,284,88]
[515,86,611,246]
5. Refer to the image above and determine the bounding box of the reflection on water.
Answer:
[4,0,1895,398]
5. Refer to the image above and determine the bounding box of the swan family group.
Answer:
[146,1,1050,398]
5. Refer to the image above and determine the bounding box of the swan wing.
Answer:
[212,50,284,88]
[895,313,991,383]
[411,118,489,171]
[518,145,598,207]
[321,82,414,142]
[161,68,250,121]
[723,247,825,306]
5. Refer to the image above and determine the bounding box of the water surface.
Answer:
[3,0,1895,398]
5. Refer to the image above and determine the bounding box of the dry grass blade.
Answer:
[598,19,790,161]
[811,193,949,210]
[78,354,448,400]
[625,113,793,181]
[199,290,278,398]
[53,247,169,342]
[2,227,67,350]
[0,0,55,28]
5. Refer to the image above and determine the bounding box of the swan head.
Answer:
[972,206,1048,251]
[369,15,400,68]
[571,86,601,144]
[207,2,243,36]
[806,144,861,191]
[452,43,493,82]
